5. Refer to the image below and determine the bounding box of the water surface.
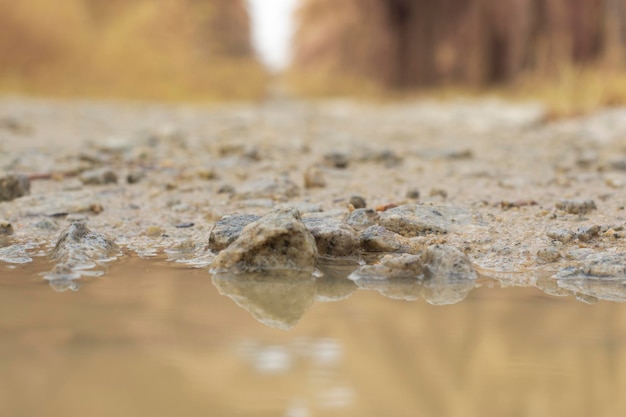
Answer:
[2,257,626,417]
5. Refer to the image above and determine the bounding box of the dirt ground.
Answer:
[1,95,626,298]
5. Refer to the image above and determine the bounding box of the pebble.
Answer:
[0,174,30,202]
[406,188,420,199]
[50,222,120,263]
[145,225,164,237]
[556,254,626,279]
[379,204,473,237]
[0,219,12,235]
[536,247,561,262]
[359,225,409,253]
[323,152,349,169]
[208,214,261,251]
[304,165,326,188]
[235,177,300,200]
[348,253,426,300]
[344,208,379,231]
[555,199,597,215]
[302,217,360,258]
[554,254,626,302]
[80,168,118,185]
[420,244,477,305]
[32,218,58,230]
[429,188,448,198]
[175,222,195,228]
[547,228,575,243]
[576,225,601,242]
[126,170,146,184]
[350,253,424,279]
[210,207,318,273]
[217,184,236,194]
[349,244,476,304]
[358,149,403,167]
[348,195,366,209]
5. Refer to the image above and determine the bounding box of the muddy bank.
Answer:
[1,96,626,303]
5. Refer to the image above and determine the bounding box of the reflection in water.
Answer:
[212,270,317,330]
[3,257,626,417]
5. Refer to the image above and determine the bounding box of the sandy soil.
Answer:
[1,96,626,295]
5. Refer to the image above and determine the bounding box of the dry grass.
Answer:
[0,0,267,101]
[506,66,626,119]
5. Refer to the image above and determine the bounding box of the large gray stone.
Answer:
[208,213,261,251]
[211,207,318,273]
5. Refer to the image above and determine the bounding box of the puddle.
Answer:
[2,256,626,416]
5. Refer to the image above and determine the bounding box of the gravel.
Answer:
[2,96,626,302]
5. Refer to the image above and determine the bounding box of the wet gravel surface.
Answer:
[1,96,626,303]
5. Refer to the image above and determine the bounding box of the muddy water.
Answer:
[2,258,626,417]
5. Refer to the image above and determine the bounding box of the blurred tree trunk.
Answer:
[293,0,626,89]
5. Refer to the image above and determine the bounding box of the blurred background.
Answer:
[2,0,626,115]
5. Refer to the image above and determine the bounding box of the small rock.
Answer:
[303,217,360,258]
[80,168,118,185]
[554,254,626,302]
[581,255,626,277]
[576,225,601,242]
[547,229,575,243]
[32,218,58,230]
[351,253,424,279]
[379,204,473,237]
[344,208,379,231]
[126,170,145,184]
[359,226,406,252]
[348,195,366,209]
[145,225,164,237]
[236,177,300,200]
[210,207,318,273]
[555,199,597,215]
[89,203,104,214]
[51,222,119,262]
[406,188,420,199]
[304,166,326,188]
[217,184,236,194]
[349,244,476,304]
[609,159,626,171]
[358,149,403,167]
[537,247,561,263]
[323,152,349,169]
[429,188,448,199]
[197,168,219,180]
[175,222,195,228]
[0,174,30,202]
[208,214,261,251]
[0,219,13,235]
[556,254,626,279]
[420,244,477,305]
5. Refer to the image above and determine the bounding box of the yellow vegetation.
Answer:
[0,0,267,101]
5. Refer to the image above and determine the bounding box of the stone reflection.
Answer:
[349,245,478,305]
[315,259,358,302]
[213,245,480,328]
[212,270,317,330]
[551,254,626,302]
